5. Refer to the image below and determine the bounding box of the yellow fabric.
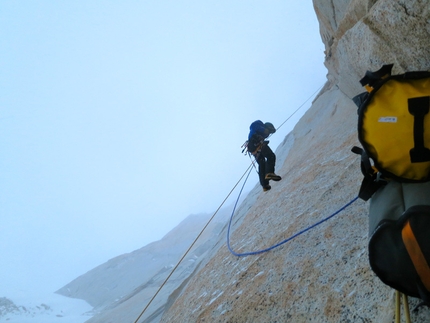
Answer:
[402,221,430,291]
[362,77,430,181]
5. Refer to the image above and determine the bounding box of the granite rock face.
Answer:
[158,1,430,322]
[315,0,430,98]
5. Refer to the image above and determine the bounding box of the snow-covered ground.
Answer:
[0,289,92,323]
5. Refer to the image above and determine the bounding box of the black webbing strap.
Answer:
[351,146,387,201]
[409,96,430,163]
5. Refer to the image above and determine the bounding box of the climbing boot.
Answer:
[263,185,271,192]
[265,173,282,181]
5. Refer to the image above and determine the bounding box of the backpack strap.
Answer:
[359,64,394,90]
[369,205,430,304]
[402,220,430,292]
[408,96,430,163]
[351,146,387,201]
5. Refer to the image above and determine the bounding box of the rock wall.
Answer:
[315,0,430,97]
[158,1,430,322]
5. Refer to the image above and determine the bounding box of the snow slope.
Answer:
[0,290,92,323]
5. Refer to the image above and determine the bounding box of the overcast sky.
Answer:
[0,1,327,297]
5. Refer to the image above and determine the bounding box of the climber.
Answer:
[247,120,282,191]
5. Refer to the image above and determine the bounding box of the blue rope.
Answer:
[226,167,359,257]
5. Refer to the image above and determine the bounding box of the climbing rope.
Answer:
[395,290,411,323]
[132,85,324,322]
[275,84,323,131]
[226,162,359,256]
[133,164,253,323]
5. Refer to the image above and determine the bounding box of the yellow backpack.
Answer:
[353,64,430,200]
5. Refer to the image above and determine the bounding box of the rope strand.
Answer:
[276,85,323,131]
[227,179,358,257]
[133,164,252,323]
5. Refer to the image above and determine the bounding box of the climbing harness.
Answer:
[132,84,324,323]
[226,164,359,256]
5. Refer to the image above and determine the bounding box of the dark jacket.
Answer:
[247,120,275,153]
